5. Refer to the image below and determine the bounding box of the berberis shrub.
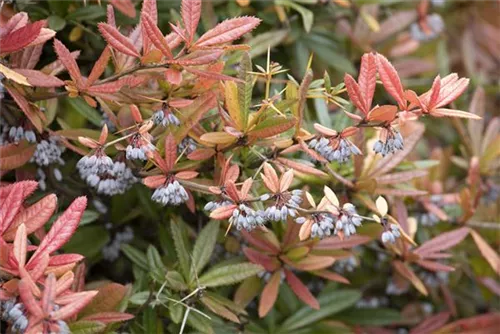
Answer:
[0,0,498,333]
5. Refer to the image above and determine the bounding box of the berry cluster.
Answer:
[77,153,138,195]
[153,109,180,127]
[229,204,266,231]
[1,300,28,333]
[262,189,303,222]
[410,13,444,42]
[309,137,361,163]
[373,130,404,156]
[102,226,135,261]
[30,136,65,166]
[151,179,189,206]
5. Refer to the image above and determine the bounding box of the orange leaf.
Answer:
[164,134,177,172]
[175,171,199,180]
[367,105,397,122]
[0,140,36,171]
[470,230,500,275]
[258,271,281,317]
[140,0,157,54]
[143,175,167,189]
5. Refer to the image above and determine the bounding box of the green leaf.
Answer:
[65,5,106,21]
[147,245,166,282]
[47,15,66,31]
[79,210,100,226]
[169,299,184,324]
[249,30,289,58]
[198,263,263,287]
[129,291,151,305]
[186,309,215,334]
[121,244,149,271]
[68,320,106,334]
[170,219,192,280]
[279,289,361,331]
[192,220,220,277]
[65,97,103,126]
[165,271,188,291]
[314,96,332,129]
[238,52,253,130]
[62,226,109,259]
[335,308,401,326]
[277,0,314,32]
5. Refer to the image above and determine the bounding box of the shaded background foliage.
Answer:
[0,0,499,333]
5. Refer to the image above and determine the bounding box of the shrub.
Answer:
[0,0,498,333]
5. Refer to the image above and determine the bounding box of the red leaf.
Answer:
[53,39,84,89]
[431,108,481,120]
[314,235,371,250]
[141,13,173,59]
[393,260,427,295]
[312,270,350,284]
[13,69,64,88]
[175,171,198,180]
[42,273,57,313]
[107,4,116,26]
[358,52,377,112]
[344,74,367,114]
[0,181,37,234]
[4,85,43,132]
[27,197,87,269]
[187,148,215,161]
[110,0,136,18]
[4,194,57,241]
[168,49,223,66]
[13,223,27,268]
[181,0,202,44]
[18,279,44,318]
[193,16,261,48]
[0,20,44,54]
[470,230,500,275]
[243,247,280,271]
[86,46,111,87]
[98,23,140,58]
[1,12,28,35]
[140,0,158,54]
[435,313,500,333]
[415,260,455,272]
[51,291,98,320]
[414,227,470,257]
[258,271,281,317]
[410,311,450,334]
[428,75,442,110]
[143,175,167,189]
[164,134,177,172]
[435,76,469,108]
[285,269,319,309]
[49,254,84,266]
[82,312,134,324]
[210,205,237,220]
[376,53,406,109]
[185,67,240,82]
[241,230,280,254]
